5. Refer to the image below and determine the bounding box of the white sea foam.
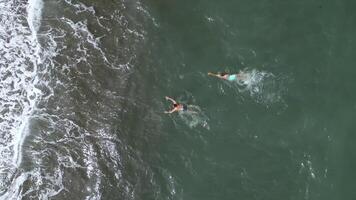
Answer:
[27,0,43,34]
[61,17,111,69]
[83,143,101,200]
[0,0,45,197]
[64,0,95,15]
[1,0,150,198]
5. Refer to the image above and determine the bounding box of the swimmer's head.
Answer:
[219,72,227,76]
[173,103,178,107]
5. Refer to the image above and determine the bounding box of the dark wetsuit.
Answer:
[182,104,188,111]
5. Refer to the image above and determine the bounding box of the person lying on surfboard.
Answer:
[208,71,246,82]
[164,96,188,114]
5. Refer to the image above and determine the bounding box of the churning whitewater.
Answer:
[0,0,44,197]
[0,0,153,199]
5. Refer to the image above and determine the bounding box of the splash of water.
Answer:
[227,69,285,105]
[178,105,210,129]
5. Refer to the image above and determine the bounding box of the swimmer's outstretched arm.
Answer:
[208,72,219,77]
[208,72,225,80]
[165,96,177,104]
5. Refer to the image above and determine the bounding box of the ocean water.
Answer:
[0,0,356,199]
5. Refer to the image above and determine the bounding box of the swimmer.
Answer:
[208,71,246,82]
[164,96,188,114]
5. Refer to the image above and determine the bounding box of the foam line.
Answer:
[12,0,44,167]
[0,0,44,196]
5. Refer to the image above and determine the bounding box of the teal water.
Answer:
[139,0,356,199]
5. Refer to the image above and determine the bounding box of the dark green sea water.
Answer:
[1,0,356,199]
[139,0,356,199]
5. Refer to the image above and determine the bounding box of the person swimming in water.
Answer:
[164,96,188,114]
[208,71,246,82]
